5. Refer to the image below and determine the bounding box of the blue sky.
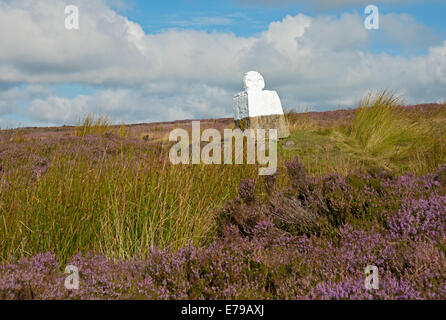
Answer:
[0,0,445,128]
[120,1,446,37]
[108,0,446,61]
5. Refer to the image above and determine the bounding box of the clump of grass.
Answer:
[75,114,111,137]
[350,91,416,155]
[408,109,446,174]
[349,91,446,174]
[0,134,259,262]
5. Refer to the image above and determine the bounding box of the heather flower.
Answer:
[433,164,446,186]
[285,157,307,191]
[388,195,446,241]
[238,179,256,203]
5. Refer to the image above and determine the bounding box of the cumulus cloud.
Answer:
[27,84,233,126]
[0,84,49,116]
[378,13,441,49]
[0,0,445,127]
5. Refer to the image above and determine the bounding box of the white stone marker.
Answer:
[233,71,289,138]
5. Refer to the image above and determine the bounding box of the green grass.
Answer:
[283,91,446,176]
[75,114,112,137]
[0,144,259,261]
[348,91,446,173]
[349,91,412,153]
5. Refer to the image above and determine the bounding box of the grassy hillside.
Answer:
[1,93,446,300]
[1,93,445,262]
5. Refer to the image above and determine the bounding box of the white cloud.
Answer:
[27,84,233,126]
[0,84,49,115]
[0,0,445,127]
[378,13,441,48]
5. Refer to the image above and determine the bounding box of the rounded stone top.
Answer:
[243,71,265,91]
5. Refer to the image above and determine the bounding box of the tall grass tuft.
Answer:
[350,91,446,173]
[0,133,259,262]
[408,108,446,173]
[75,114,111,136]
[350,91,416,155]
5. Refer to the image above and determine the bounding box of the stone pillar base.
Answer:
[235,114,290,139]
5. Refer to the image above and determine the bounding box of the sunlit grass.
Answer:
[348,91,446,173]
[75,114,112,137]
[0,136,259,261]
